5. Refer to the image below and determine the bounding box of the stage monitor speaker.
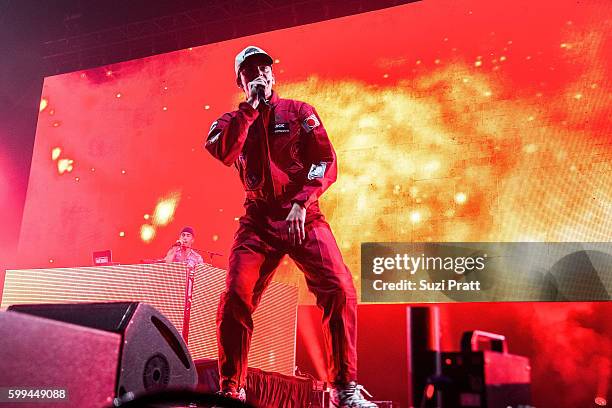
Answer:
[2,302,197,408]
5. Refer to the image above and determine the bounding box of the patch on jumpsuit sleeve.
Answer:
[301,113,320,132]
[206,121,220,145]
[307,162,327,180]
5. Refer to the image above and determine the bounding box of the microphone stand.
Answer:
[179,247,223,343]
[190,246,223,265]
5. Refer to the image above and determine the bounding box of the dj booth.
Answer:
[1,263,299,377]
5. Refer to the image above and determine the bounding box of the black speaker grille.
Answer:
[143,354,170,390]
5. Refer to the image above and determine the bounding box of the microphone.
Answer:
[172,240,182,248]
[256,83,267,105]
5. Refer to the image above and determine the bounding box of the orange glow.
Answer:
[153,192,181,226]
[455,192,467,204]
[57,158,74,174]
[140,224,156,242]
[39,98,48,112]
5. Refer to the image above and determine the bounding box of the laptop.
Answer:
[92,249,113,266]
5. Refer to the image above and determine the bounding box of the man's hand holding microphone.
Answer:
[247,76,267,109]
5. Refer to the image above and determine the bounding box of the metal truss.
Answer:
[41,0,418,75]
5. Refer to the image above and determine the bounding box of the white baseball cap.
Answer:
[234,45,274,77]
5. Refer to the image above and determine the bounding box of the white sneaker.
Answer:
[330,382,378,408]
[214,387,246,406]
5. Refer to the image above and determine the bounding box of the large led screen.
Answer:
[19,0,611,297]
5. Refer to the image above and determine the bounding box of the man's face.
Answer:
[179,232,194,248]
[238,56,275,99]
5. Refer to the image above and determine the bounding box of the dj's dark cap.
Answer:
[181,226,195,236]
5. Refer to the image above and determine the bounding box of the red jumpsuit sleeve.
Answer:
[289,105,338,209]
[205,102,259,166]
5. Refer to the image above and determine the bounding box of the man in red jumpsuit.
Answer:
[205,46,377,408]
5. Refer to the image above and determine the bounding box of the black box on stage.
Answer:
[436,331,531,408]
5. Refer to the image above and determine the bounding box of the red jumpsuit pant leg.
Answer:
[290,217,358,385]
[217,221,283,389]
